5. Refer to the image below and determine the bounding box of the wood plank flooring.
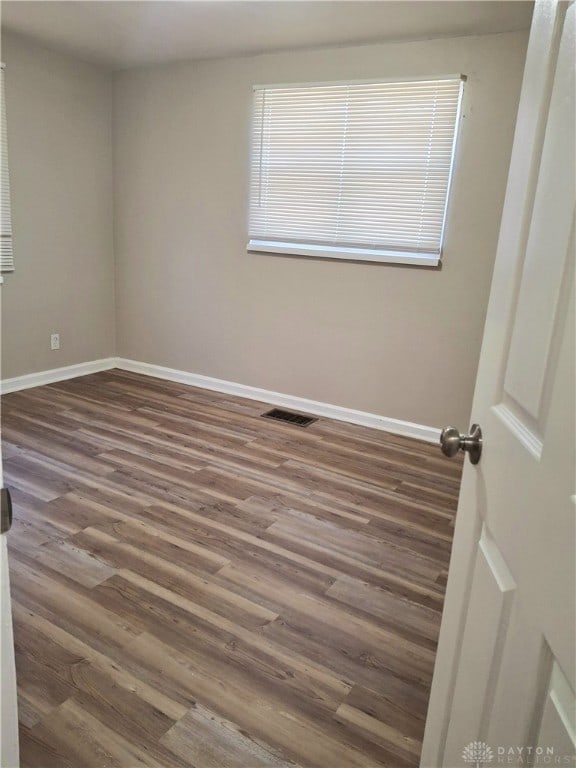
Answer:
[2,369,463,768]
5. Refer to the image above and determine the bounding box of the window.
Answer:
[248,76,464,266]
[1,64,14,274]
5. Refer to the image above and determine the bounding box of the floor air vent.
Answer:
[261,408,317,428]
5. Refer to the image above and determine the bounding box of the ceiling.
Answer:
[1,1,533,70]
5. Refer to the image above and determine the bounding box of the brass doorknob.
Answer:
[440,424,482,465]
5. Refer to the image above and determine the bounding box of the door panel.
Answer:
[503,4,575,427]
[443,529,516,767]
[536,662,576,758]
[421,2,576,765]
[0,280,19,766]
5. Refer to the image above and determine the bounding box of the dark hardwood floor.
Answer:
[2,369,462,768]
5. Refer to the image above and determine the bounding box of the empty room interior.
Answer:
[1,1,575,767]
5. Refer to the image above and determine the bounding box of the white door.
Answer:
[421,1,575,766]
[0,281,19,766]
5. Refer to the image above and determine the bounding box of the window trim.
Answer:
[247,74,466,267]
[252,74,466,91]
[247,240,441,267]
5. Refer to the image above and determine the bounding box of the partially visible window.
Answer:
[248,76,464,266]
[1,64,14,274]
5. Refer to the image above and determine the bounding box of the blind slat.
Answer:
[249,77,463,257]
[0,66,14,273]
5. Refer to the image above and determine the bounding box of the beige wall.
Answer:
[1,29,527,430]
[114,31,528,429]
[1,31,115,379]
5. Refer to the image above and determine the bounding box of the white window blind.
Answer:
[1,64,14,273]
[248,76,464,266]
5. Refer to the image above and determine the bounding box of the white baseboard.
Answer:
[0,358,117,395]
[0,355,440,443]
[115,357,441,444]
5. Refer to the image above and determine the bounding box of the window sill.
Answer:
[247,240,441,267]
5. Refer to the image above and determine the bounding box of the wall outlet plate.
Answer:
[50,333,60,350]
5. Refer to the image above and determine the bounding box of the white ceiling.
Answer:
[1,1,533,70]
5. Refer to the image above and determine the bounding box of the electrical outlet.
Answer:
[50,333,60,351]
